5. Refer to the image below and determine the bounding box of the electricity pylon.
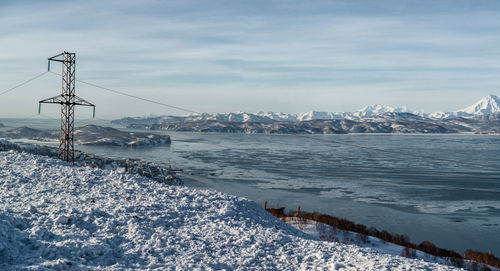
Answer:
[39,52,95,164]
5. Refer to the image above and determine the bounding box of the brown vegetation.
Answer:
[465,250,500,269]
[265,207,499,270]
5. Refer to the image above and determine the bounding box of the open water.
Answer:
[1,118,499,254]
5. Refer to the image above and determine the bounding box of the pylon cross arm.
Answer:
[39,95,95,107]
[74,96,95,107]
[48,52,70,63]
[39,95,64,104]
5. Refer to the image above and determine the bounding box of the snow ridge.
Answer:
[351,104,413,119]
[0,151,459,270]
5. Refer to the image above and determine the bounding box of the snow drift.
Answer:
[0,151,460,270]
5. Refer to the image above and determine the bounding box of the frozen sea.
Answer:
[1,118,500,254]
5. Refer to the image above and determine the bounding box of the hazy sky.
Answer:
[1,0,500,118]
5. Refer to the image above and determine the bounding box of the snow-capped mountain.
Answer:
[429,94,500,119]
[181,112,292,123]
[427,111,452,119]
[351,104,413,119]
[112,94,500,125]
[113,105,420,126]
[296,105,420,121]
[458,94,500,116]
[297,111,349,121]
[255,111,299,122]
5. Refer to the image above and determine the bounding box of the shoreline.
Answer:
[0,150,464,270]
[1,139,498,266]
[0,141,498,269]
[135,130,500,136]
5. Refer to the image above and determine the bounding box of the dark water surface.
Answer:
[1,118,499,254]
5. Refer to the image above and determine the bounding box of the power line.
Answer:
[0,72,48,96]
[44,71,497,170]
[49,71,198,114]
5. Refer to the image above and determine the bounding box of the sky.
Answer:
[1,0,500,119]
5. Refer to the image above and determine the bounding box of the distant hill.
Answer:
[111,95,500,134]
[118,112,500,134]
[113,94,500,126]
[0,125,171,146]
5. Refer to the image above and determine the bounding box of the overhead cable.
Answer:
[49,71,198,114]
[0,72,48,96]
[44,72,497,170]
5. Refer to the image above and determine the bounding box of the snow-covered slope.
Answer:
[73,125,171,146]
[428,111,453,119]
[284,218,495,271]
[113,94,500,125]
[351,104,413,119]
[0,150,459,270]
[0,125,171,146]
[297,111,349,121]
[257,111,299,122]
[429,94,500,119]
[0,126,54,140]
[112,106,417,125]
[458,94,500,116]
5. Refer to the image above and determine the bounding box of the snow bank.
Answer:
[0,151,460,270]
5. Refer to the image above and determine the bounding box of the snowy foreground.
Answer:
[0,151,461,270]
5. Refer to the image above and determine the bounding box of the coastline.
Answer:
[3,133,500,255]
[0,149,463,270]
[2,136,499,256]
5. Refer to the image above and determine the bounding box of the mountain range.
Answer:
[113,94,500,123]
[112,94,500,134]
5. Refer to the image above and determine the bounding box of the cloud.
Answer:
[1,0,500,117]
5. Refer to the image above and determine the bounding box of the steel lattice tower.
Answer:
[39,52,95,164]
